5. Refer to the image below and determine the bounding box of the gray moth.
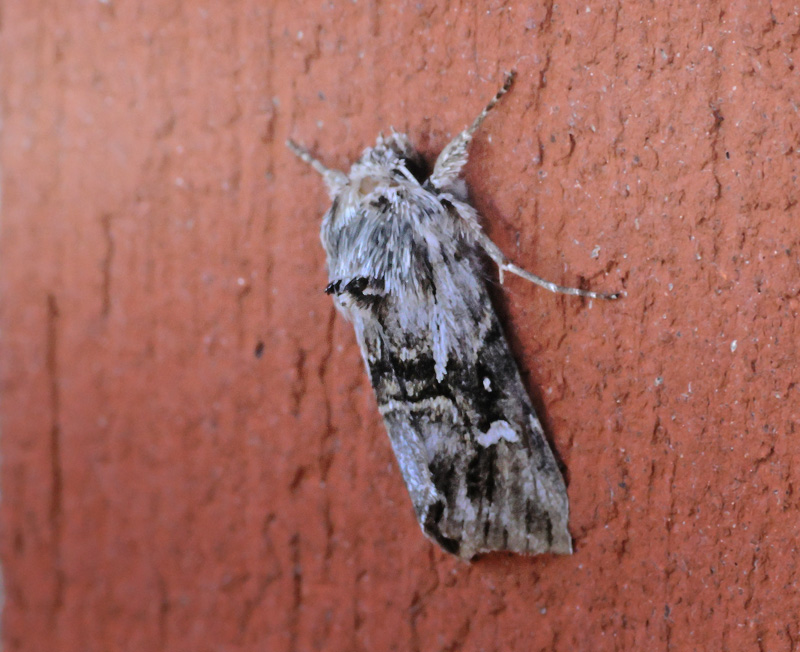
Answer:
[287,72,619,560]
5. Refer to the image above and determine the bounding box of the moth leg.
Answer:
[481,232,620,299]
[286,139,348,196]
[429,72,515,192]
[447,198,621,300]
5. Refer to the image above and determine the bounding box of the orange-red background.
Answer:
[2,2,798,650]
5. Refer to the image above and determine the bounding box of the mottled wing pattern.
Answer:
[346,272,571,560]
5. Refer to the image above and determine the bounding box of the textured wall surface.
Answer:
[2,2,799,650]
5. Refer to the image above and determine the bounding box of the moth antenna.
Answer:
[430,71,516,191]
[464,70,516,139]
[286,139,348,196]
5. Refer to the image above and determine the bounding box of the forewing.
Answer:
[357,286,571,560]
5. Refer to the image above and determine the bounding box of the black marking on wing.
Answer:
[423,500,461,556]
[369,194,390,211]
[465,444,497,502]
[428,456,459,511]
[526,499,554,548]
[326,277,386,309]
[369,347,457,406]
[469,322,515,432]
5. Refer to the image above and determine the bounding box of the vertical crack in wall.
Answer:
[288,533,303,652]
[100,214,114,318]
[45,294,64,618]
[315,305,339,572]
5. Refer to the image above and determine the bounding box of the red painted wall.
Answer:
[2,2,799,650]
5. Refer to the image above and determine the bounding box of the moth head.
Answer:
[354,131,429,185]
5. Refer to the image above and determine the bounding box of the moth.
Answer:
[287,72,619,560]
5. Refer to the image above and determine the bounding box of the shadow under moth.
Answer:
[288,72,619,560]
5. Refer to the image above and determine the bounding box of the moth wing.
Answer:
[362,296,571,560]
